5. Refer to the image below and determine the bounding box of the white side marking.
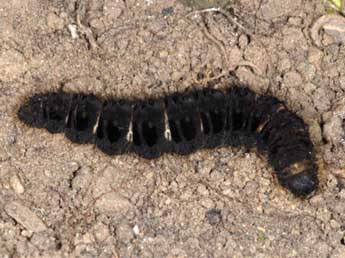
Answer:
[200,113,204,133]
[164,110,171,141]
[126,110,133,142]
[93,112,101,134]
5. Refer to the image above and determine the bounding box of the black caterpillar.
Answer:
[17,84,318,197]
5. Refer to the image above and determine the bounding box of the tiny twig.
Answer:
[76,1,99,49]
[187,7,254,37]
[200,18,229,67]
[111,246,120,258]
[186,7,274,88]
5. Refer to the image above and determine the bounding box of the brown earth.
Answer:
[1,0,345,257]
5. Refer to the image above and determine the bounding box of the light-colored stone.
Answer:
[93,223,110,243]
[72,166,92,191]
[95,192,132,214]
[238,34,249,49]
[308,47,323,67]
[67,24,78,39]
[30,232,58,251]
[93,174,113,199]
[197,184,209,196]
[5,202,47,232]
[133,224,140,235]
[10,175,25,194]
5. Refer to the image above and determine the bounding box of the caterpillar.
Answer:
[17,83,318,197]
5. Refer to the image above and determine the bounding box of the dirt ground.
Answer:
[1,0,345,257]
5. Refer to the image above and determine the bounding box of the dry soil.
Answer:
[1,0,345,257]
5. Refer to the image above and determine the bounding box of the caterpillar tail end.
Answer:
[281,168,318,197]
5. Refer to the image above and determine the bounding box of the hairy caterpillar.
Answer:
[17,84,318,197]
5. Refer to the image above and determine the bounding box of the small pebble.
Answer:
[30,232,58,251]
[133,224,140,235]
[288,17,302,26]
[308,47,323,67]
[162,6,174,17]
[327,173,339,190]
[10,174,25,194]
[330,219,340,229]
[95,192,132,215]
[206,209,222,225]
[68,24,78,39]
[338,189,345,199]
[93,223,110,243]
[238,34,249,49]
[21,230,33,238]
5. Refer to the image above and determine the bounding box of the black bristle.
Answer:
[131,99,168,159]
[165,92,202,155]
[95,100,132,155]
[197,89,228,148]
[44,92,72,133]
[64,94,102,143]
[226,86,257,147]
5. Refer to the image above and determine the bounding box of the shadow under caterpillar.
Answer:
[17,84,318,197]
